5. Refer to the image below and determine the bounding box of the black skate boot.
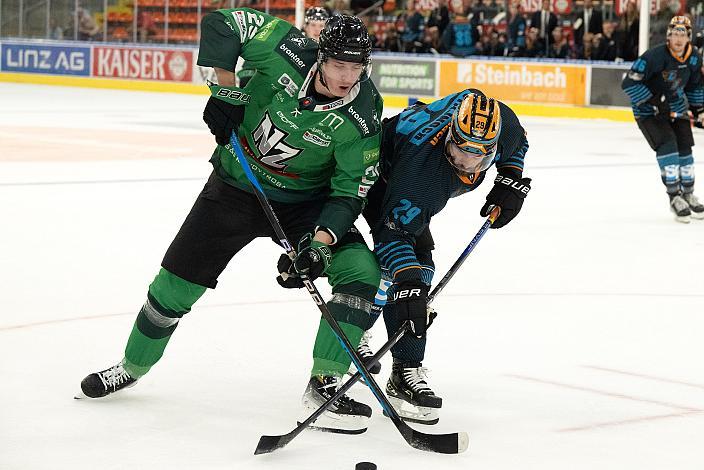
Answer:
[385,361,442,425]
[669,193,691,223]
[76,361,138,399]
[348,331,381,377]
[682,192,704,220]
[300,375,372,434]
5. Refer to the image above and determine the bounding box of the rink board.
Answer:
[0,39,633,122]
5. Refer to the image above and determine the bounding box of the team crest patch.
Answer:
[289,36,307,48]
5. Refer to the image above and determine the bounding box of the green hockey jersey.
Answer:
[197,8,382,241]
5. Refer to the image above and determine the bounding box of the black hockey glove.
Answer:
[276,253,303,289]
[691,106,704,129]
[203,96,245,146]
[394,281,430,338]
[276,233,332,289]
[480,172,531,229]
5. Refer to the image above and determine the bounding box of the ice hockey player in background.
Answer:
[622,16,704,223]
[362,90,530,424]
[79,9,385,435]
[237,7,329,87]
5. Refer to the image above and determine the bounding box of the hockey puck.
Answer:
[355,463,377,470]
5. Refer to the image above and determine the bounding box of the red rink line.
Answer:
[0,299,307,332]
[506,374,702,412]
[558,410,703,432]
[583,365,704,391]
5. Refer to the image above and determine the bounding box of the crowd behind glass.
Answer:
[3,0,704,62]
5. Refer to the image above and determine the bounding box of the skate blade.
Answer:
[385,395,440,425]
[298,421,368,435]
[300,401,370,434]
[73,381,137,400]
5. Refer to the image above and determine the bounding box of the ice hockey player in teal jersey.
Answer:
[622,15,704,222]
[78,9,384,435]
[362,90,531,424]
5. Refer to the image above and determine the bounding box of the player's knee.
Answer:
[329,244,380,300]
[148,268,207,315]
[328,293,375,330]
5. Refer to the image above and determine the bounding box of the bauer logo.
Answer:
[2,43,90,75]
[216,88,252,103]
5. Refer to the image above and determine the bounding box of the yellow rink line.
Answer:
[1,71,634,122]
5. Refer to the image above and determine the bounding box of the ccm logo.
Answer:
[393,288,422,300]
[495,175,530,195]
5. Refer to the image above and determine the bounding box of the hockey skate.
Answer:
[300,375,372,434]
[669,194,691,223]
[347,330,381,377]
[76,360,138,399]
[683,192,704,219]
[385,362,442,425]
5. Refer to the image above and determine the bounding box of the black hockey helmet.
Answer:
[304,6,329,24]
[318,14,372,66]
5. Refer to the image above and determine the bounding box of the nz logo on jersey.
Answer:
[252,112,303,171]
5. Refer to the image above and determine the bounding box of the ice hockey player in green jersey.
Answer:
[78,9,384,434]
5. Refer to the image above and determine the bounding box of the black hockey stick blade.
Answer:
[255,433,295,455]
[254,412,470,455]
[400,421,469,454]
[255,325,409,455]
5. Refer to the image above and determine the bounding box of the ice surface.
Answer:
[1,83,703,470]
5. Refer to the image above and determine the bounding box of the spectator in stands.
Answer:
[484,29,507,56]
[548,25,569,58]
[472,0,490,23]
[328,0,352,15]
[442,12,480,56]
[522,26,544,57]
[383,23,403,51]
[422,21,443,53]
[507,1,527,56]
[616,0,638,60]
[398,0,425,52]
[49,18,64,40]
[576,31,595,59]
[594,21,618,60]
[573,0,603,46]
[650,2,674,46]
[427,0,450,39]
[530,0,557,56]
[77,8,100,41]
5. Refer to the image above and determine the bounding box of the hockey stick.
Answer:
[256,208,500,454]
[427,206,500,304]
[255,321,411,454]
[227,134,469,455]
